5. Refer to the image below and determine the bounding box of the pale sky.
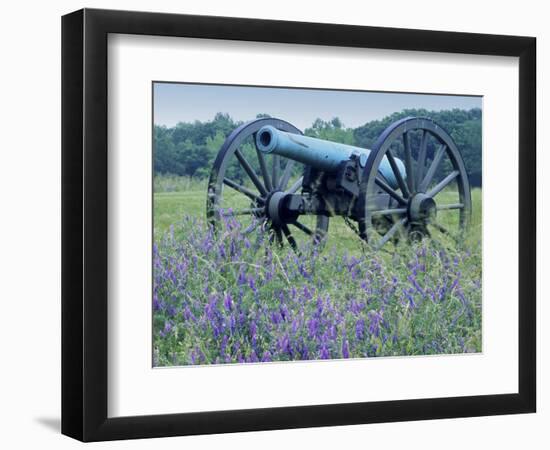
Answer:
[153,82,482,130]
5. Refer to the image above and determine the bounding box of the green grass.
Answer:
[153,176,482,255]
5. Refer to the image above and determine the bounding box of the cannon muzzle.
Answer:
[255,125,405,188]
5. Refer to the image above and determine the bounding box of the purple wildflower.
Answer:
[355,318,365,340]
[342,339,350,358]
[368,310,382,338]
[223,293,233,311]
[319,345,330,359]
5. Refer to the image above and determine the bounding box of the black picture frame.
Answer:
[61,8,536,442]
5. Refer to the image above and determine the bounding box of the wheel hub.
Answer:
[408,193,436,223]
[266,190,301,225]
[266,191,286,225]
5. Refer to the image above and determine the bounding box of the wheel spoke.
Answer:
[223,178,264,203]
[403,131,415,193]
[219,207,265,217]
[278,159,295,190]
[272,227,283,246]
[255,142,273,191]
[313,227,327,244]
[235,149,267,196]
[281,224,297,249]
[371,207,408,217]
[419,144,446,192]
[272,155,280,188]
[431,221,448,234]
[416,130,429,188]
[436,203,464,211]
[375,176,407,205]
[291,221,313,236]
[426,170,459,197]
[286,176,303,194]
[375,217,408,250]
[386,148,410,198]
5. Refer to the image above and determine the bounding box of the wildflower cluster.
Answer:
[153,216,481,366]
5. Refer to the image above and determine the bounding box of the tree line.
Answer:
[154,108,482,186]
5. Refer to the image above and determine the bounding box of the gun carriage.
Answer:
[207,117,471,250]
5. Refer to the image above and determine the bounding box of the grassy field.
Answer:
[153,177,482,253]
[153,176,482,366]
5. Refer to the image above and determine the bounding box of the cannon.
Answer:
[207,117,471,250]
[255,125,406,188]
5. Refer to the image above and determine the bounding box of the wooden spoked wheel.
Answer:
[358,117,472,250]
[206,118,329,249]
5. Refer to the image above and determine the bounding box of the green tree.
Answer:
[304,117,355,145]
[153,109,481,186]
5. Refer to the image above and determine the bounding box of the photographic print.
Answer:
[152,82,482,367]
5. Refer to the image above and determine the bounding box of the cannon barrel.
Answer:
[255,125,405,188]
